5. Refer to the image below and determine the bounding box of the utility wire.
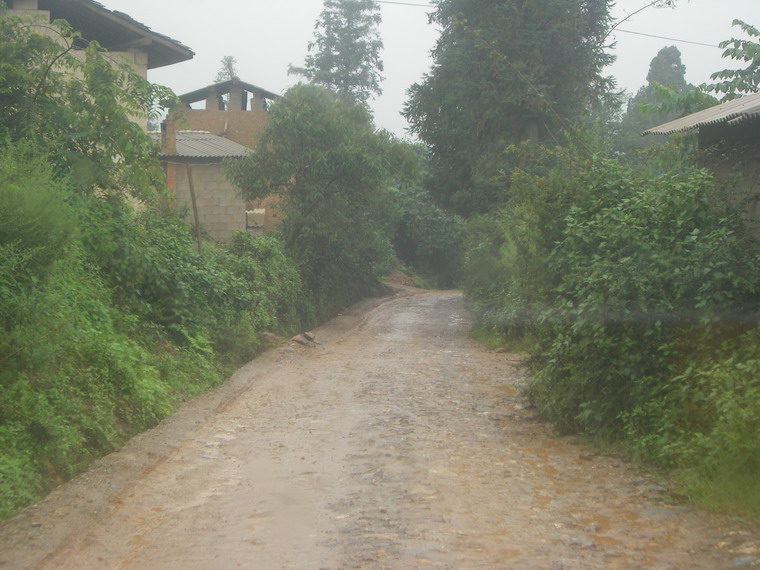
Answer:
[376,1,433,6]
[375,1,720,50]
[615,28,718,48]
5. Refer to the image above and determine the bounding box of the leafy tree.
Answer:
[0,11,176,201]
[227,84,413,317]
[289,0,384,108]
[707,19,760,100]
[404,0,615,216]
[644,45,689,92]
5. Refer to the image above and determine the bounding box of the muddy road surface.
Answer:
[1,288,758,569]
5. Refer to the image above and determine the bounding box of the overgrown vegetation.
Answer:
[228,84,418,320]
[0,8,463,521]
[462,138,760,517]
[0,143,310,520]
[407,1,760,518]
[465,140,760,516]
[0,12,313,520]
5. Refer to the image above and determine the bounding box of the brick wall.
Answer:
[181,109,268,148]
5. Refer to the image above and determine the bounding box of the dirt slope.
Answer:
[0,288,757,569]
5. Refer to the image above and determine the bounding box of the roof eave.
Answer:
[178,79,280,105]
[44,0,194,69]
[642,92,760,137]
[103,8,194,69]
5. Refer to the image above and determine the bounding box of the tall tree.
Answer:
[215,55,239,83]
[404,0,614,216]
[645,45,688,92]
[614,46,690,158]
[289,0,384,108]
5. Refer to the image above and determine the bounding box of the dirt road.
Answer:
[1,288,758,569]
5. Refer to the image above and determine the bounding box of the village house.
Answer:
[3,0,194,130]
[153,123,255,245]
[644,92,760,223]
[4,1,276,243]
[155,79,282,243]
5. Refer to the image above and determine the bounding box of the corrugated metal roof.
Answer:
[150,131,252,159]
[643,92,760,135]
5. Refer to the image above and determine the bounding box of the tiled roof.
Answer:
[179,79,280,105]
[41,0,194,69]
[643,92,760,135]
[150,131,252,159]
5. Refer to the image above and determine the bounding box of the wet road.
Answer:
[0,289,757,568]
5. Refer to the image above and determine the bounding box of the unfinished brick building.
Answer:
[157,79,282,243]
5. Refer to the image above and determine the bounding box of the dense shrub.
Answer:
[463,144,583,340]
[464,143,760,515]
[0,150,172,517]
[0,146,309,520]
[392,186,465,288]
[228,84,412,319]
[672,333,760,515]
[531,162,757,437]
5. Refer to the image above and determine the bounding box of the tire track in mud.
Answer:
[0,288,757,569]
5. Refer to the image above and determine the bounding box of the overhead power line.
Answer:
[376,1,433,6]
[373,2,720,50]
[615,28,718,48]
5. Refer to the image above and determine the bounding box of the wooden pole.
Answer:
[185,163,202,253]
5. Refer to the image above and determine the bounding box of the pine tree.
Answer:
[614,46,690,158]
[215,55,239,83]
[289,0,384,109]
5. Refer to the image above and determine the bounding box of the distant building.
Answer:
[157,79,282,243]
[176,79,279,147]
[152,126,258,244]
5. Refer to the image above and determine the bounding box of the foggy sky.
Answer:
[101,0,759,138]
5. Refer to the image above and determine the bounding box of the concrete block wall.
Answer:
[173,162,246,242]
[705,142,760,233]
[247,194,284,231]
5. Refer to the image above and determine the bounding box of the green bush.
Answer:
[226,232,310,332]
[464,142,760,517]
[0,147,311,520]
[0,247,168,506]
[530,163,757,438]
[0,148,78,285]
[672,333,760,516]
[392,186,464,288]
